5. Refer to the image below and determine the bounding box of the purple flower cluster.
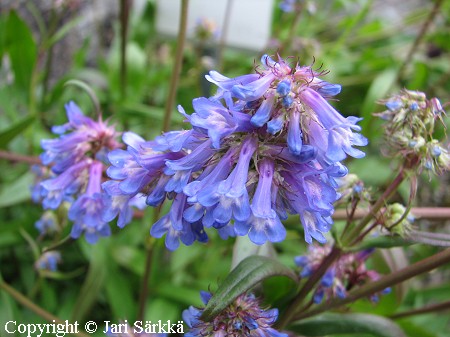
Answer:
[104,54,366,250]
[36,102,124,243]
[183,291,287,337]
[295,245,390,303]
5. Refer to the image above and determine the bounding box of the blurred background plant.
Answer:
[0,0,450,336]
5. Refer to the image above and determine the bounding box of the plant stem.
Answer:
[137,204,162,321]
[162,0,190,132]
[0,281,90,337]
[333,207,450,220]
[137,239,155,321]
[389,299,450,319]
[343,169,405,246]
[276,246,342,329]
[217,0,234,71]
[395,0,444,83]
[282,4,303,54]
[293,248,450,321]
[120,0,131,101]
[40,8,60,110]
[0,150,41,165]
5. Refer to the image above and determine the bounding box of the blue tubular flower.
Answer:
[197,136,257,225]
[35,251,61,272]
[280,163,338,243]
[152,129,193,152]
[69,161,111,243]
[40,159,90,209]
[184,147,236,203]
[206,71,260,92]
[287,110,303,155]
[235,159,286,245]
[164,139,215,193]
[300,88,367,161]
[188,98,238,148]
[183,291,288,337]
[150,193,197,250]
[102,180,145,228]
[251,93,275,127]
[35,211,58,237]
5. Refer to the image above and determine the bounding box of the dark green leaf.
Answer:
[350,236,413,252]
[45,16,82,49]
[0,172,33,208]
[397,320,437,337]
[232,236,276,269]
[289,313,406,337]
[71,241,108,321]
[0,116,35,149]
[0,274,18,337]
[64,79,101,116]
[5,11,37,90]
[200,256,297,321]
[360,68,397,136]
[105,263,136,320]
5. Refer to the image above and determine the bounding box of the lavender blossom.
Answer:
[183,291,287,337]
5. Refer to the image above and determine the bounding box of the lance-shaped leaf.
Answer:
[200,255,297,321]
[349,235,413,252]
[0,116,35,149]
[288,313,406,337]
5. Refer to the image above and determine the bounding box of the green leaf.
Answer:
[350,236,413,252]
[64,79,101,116]
[0,116,35,149]
[0,172,33,208]
[289,313,406,337]
[105,263,136,320]
[45,16,82,49]
[0,274,18,337]
[231,236,276,269]
[360,68,398,136]
[397,320,438,337]
[71,241,108,321]
[5,11,37,90]
[200,256,298,321]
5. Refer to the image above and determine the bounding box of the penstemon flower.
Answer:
[36,102,123,243]
[295,245,390,303]
[104,54,367,249]
[183,291,287,337]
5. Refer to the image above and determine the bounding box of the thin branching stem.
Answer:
[276,246,342,329]
[294,248,450,321]
[217,0,234,71]
[333,207,450,220]
[0,150,41,165]
[0,281,91,337]
[162,0,190,132]
[343,169,406,246]
[396,0,444,83]
[120,0,131,102]
[390,299,450,319]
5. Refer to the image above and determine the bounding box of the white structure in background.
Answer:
[156,0,275,52]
